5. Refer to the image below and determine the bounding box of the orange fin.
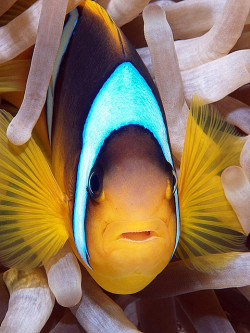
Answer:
[0,110,69,269]
[177,96,247,271]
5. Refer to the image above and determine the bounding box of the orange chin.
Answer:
[85,217,176,294]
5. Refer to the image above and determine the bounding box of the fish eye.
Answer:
[165,164,177,200]
[88,166,104,200]
[172,169,177,194]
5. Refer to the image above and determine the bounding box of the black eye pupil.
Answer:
[90,174,100,193]
[88,166,103,199]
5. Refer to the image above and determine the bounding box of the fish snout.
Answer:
[86,218,176,294]
[101,219,175,274]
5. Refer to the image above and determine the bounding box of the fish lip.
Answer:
[103,219,168,244]
[120,230,158,242]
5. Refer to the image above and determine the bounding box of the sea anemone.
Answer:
[0,0,249,332]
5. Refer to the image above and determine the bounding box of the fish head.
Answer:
[84,126,177,294]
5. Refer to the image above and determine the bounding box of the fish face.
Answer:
[84,126,177,294]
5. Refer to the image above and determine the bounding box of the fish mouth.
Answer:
[94,219,173,281]
[121,231,157,242]
[102,219,168,249]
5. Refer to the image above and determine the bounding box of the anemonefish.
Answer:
[0,0,246,294]
[49,2,180,293]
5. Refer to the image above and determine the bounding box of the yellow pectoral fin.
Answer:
[0,109,69,269]
[177,96,247,271]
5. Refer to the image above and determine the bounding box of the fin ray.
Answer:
[0,109,69,269]
[177,97,246,271]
